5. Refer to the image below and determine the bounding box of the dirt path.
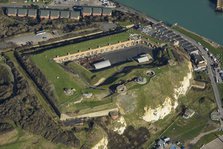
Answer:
[189,128,219,145]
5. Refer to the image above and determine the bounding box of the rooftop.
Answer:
[82,7,92,13]
[93,7,102,14]
[102,8,112,15]
[28,9,37,17]
[94,60,111,70]
[60,11,70,18]
[70,11,80,18]
[7,8,17,15]
[40,9,50,17]
[50,10,60,17]
[17,8,28,16]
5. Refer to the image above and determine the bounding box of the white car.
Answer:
[205,48,209,52]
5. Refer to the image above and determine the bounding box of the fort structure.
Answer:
[53,39,151,63]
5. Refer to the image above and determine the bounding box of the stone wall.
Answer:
[53,39,147,63]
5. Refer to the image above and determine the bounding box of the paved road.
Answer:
[200,135,223,149]
[142,15,223,127]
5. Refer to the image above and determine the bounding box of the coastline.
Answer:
[113,0,223,48]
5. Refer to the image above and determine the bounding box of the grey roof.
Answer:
[70,11,80,18]
[17,8,27,16]
[28,9,37,17]
[60,11,70,18]
[40,10,50,17]
[82,7,92,13]
[191,53,204,63]
[7,8,17,15]
[94,60,111,70]
[93,7,102,14]
[102,8,112,15]
[50,10,60,17]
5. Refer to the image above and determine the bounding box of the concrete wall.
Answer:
[53,39,146,63]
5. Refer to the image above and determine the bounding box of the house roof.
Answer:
[70,11,80,18]
[40,10,50,17]
[191,53,204,63]
[17,8,27,15]
[102,8,112,15]
[28,9,37,16]
[60,11,70,18]
[82,7,92,13]
[7,8,17,15]
[93,7,102,14]
[50,10,60,17]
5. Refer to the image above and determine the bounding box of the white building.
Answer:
[94,60,111,70]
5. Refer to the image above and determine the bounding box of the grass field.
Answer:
[0,128,70,149]
[0,0,9,3]
[143,76,217,147]
[162,82,216,143]
[31,31,131,110]
[123,61,191,124]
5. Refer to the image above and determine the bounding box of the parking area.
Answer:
[102,45,153,65]
[50,0,115,7]
[142,22,200,55]
[201,136,223,149]
[6,31,59,46]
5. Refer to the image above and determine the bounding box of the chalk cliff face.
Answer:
[113,116,127,135]
[92,137,108,149]
[142,63,193,122]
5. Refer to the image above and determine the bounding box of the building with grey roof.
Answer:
[40,9,50,19]
[6,8,17,17]
[94,60,111,70]
[60,10,70,19]
[82,7,92,16]
[102,8,112,16]
[28,9,37,18]
[92,7,102,16]
[50,10,60,19]
[70,11,80,20]
[17,8,28,17]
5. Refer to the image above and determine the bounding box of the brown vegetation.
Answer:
[0,54,80,147]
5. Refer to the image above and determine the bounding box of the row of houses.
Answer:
[5,7,113,20]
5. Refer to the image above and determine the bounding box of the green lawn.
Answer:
[162,82,216,143]
[0,0,9,3]
[37,31,130,58]
[30,31,130,110]
[0,128,70,149]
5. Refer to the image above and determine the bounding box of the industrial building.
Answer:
[93,60,111,70]
[136,54,152,63]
